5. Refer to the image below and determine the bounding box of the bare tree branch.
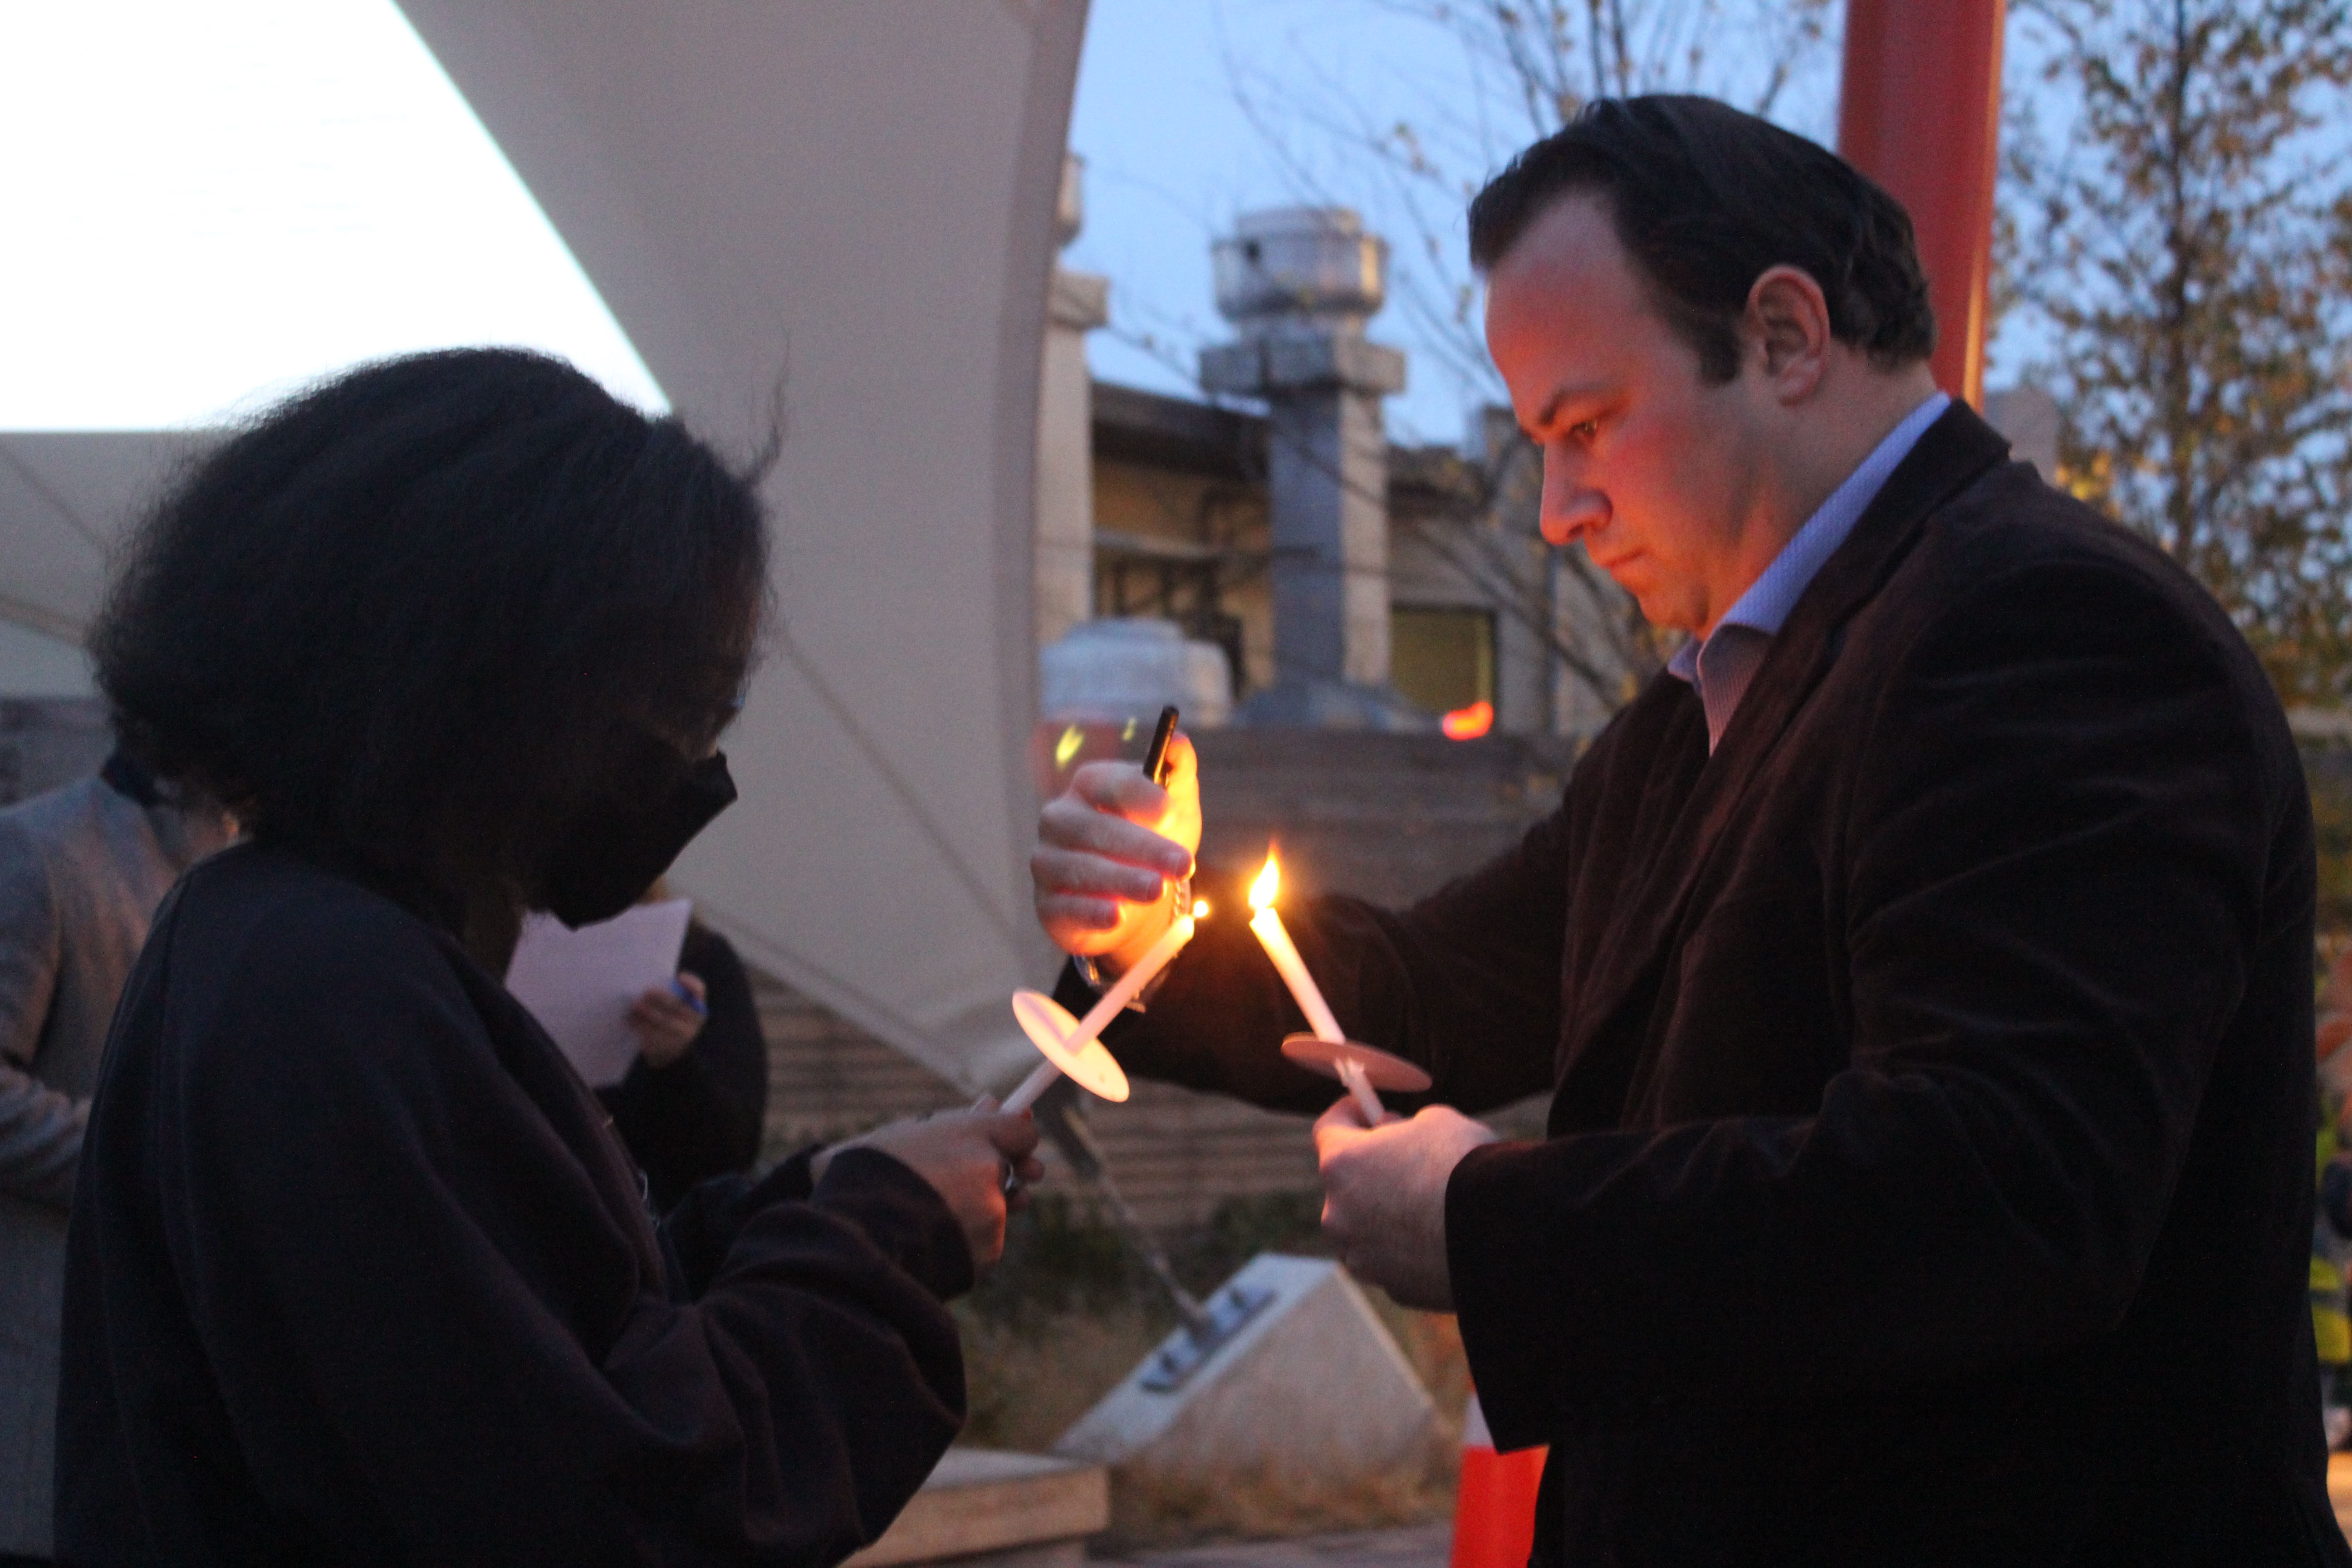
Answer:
[2006,0,2352,702]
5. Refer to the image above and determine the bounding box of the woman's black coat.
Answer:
[57,843,968,1566]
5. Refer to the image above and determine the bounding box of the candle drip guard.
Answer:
[1279,1034,1432,1096]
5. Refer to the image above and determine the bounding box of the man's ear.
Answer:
[1744,265,1833,401]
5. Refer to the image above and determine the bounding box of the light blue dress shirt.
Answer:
[1667,392,1951,750]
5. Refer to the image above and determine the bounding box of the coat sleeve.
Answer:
[0,812,80,1208]
[1446,557,2303,1436]
[1068,807,1574,1117]
[169,914,966,1567]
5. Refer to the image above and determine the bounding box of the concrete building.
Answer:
[1083,384,1580,734]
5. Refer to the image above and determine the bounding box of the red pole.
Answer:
[1836,0,2006,408]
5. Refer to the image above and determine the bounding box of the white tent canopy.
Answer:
[0,1,1087,1089]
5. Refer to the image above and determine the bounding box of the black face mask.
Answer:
[538,741,738,928]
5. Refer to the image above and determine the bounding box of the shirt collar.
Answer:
[1668,390,1950,687]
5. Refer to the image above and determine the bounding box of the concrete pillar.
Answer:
[1259,350,1395,689]
[1035,154,1107,650]
[1200,209,1409,728]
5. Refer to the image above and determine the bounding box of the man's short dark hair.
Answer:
[91,348,769,926]
[1469,95,1935,382]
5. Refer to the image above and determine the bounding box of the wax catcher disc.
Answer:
[1009,989,1132,1102]
[1280,1034,1433,1093]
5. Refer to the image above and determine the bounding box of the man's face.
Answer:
[1485,195,1769,636]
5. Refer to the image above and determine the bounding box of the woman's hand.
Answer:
[812,1107,1044,1273]
[627,973,708,1069]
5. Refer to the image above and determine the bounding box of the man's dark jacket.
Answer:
[1076,407,2347,1565]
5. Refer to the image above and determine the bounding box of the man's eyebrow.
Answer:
[1529,382,1607,437]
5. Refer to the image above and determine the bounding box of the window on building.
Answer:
[1390,606,1495,716]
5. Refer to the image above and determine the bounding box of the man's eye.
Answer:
[1568,419,1600,442]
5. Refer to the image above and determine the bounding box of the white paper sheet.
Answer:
[504,899,694,1088]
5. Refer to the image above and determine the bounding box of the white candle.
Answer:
[999,1061,1058,1117]
[1333,1054,1384,1125]
[1003,907,1199,1114]
[1250,852,1385,1122]
[1248,905,1346,1043]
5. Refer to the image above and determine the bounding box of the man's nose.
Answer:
[1540,451,1606,547]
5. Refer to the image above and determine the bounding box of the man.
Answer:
[0,751,230,1564]
[1032,97,2343,1563]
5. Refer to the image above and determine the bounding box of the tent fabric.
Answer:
[0,434,205,643]
[0,2,1089,1092]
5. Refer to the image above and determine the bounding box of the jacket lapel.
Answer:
[1560,405,2015,1107]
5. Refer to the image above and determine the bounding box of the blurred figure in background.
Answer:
[0,752,230,1567]
[598,882,769,1210]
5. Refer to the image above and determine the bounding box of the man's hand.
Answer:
[1031,735,1201,970]
[1314,1100,1499,1312]
[626,973,707,1069]
[812,1108,1044,1274]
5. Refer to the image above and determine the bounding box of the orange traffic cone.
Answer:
[1450,1389,1547,1568]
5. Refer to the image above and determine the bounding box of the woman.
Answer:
[57,350,1040,1565]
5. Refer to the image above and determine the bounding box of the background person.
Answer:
[1033,97,2339,1563]
[58,348,1040,1566]
[0,753,229,1567]
[597,882,769,1211]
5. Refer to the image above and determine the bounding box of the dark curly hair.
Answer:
[1469,95,1935,382]
[90,348,769,934]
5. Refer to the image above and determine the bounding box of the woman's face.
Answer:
[536,725,740,929]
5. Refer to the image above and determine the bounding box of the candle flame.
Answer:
[1249,852,1281,911]
[1192,899,1209,919]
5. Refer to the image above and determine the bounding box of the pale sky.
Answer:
[0,0,663,431]
[1,1,1862,441]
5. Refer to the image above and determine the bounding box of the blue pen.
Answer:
[670,977,708,1018]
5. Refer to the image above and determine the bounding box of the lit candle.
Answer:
[1245,852,1346,1044]
[1248,852,1386,1122]
[1003,901,1205,1114]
